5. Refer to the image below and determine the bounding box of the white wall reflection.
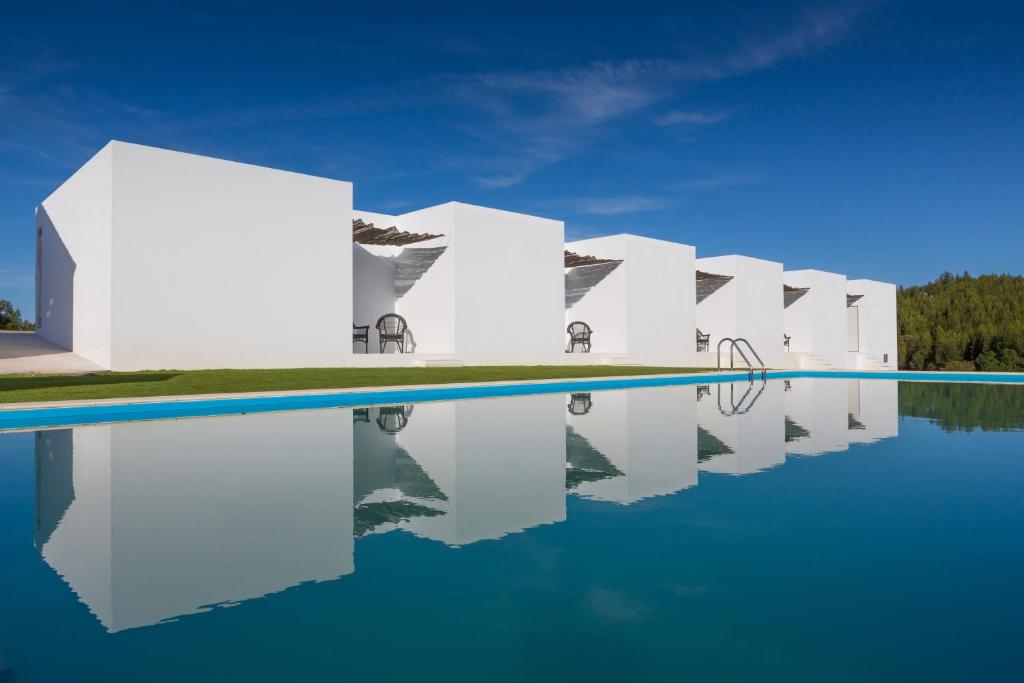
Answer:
[36,411,354,633]
[33,378,897,632]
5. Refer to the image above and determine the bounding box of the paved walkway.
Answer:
[0,332,104,375]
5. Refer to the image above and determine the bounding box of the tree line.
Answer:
[898,272,1024,371]
[0,299,35,331]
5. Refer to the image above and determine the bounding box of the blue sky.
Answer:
[2,0,1022,317]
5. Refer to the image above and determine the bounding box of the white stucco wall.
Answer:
[369,202,563,362]
[784,269,848,368]
[36,141,355,370]
[36,411,353,633]
[36,144,114,367]
[696,255,786,369]
[848,279,898,369]
[106,142,353,370]
[566,234,696,365]
[452,203,564,363]
[391,204,456,354]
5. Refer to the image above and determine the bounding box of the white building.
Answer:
[36,141,353,371]
[565,234,696,366]
[34,141,898,372]
[695,255,786,369]
[783,269,849,369]
[846,279,898,370]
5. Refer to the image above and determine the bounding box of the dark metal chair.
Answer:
[566,321,592,353]
[376,313,408,353]
[376,404,413,433]
[567,393,592,415]
[353,324,369,352]
[783,334,791,350]
[696,329,710,352]
[696,384,711,401]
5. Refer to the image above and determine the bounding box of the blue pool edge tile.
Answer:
[2,369,1023,431]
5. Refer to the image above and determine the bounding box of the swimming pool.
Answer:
[1,377,1022,681]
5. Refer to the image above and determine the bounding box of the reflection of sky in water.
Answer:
[3,379,1024,681]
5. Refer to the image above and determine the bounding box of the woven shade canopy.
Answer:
[352,218,443,246]
[564,250,622,268]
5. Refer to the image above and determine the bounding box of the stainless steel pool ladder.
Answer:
[716,337,767,381]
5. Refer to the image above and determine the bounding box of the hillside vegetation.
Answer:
[898,273,1024,371]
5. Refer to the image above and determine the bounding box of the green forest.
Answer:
[0,299,34,331]
[898,273,1024,371]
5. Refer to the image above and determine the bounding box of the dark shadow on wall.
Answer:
[565,261,622,308]
[35,206,76,351]
[394,247,447,298]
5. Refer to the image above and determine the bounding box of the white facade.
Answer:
[783,269,849,369]
[34,141,898,371]
[847,279,898,370]
[37,141,353,370]
[696,255,786,369]
[352,203,565,363]
[565,234,696,366]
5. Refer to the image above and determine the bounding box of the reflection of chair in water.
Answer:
[353,408,370,422]
[567,393,592,415]
[696,385,711,401]
[376,405,414,433]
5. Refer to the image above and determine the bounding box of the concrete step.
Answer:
[414,358,465,367]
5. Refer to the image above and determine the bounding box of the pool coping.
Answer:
[2,369,1023,432]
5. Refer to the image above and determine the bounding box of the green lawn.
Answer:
[0,365,705,404]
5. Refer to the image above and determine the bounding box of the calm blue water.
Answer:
[1,378,1022,681]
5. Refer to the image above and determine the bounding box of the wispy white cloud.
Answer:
[450,2,870,187]
[538,195,669,216]
[654,108,733,126]
[675,171,766,190]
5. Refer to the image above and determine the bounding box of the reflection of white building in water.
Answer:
[34,378,901,632]
[35,411,354,633]
[566,386,697,503]
[847,379,899,444]
[783,377,851,456]
[696,381,787,475]
[391,395,568,545]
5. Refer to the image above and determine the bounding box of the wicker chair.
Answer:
[566,321,592,353]
[376,314,408,353]
[696,329,710,352]
[353,324,369,352]
[568,393,592,415]
[783,334,791,350]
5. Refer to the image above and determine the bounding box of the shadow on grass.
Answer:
[0,372,179,393]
